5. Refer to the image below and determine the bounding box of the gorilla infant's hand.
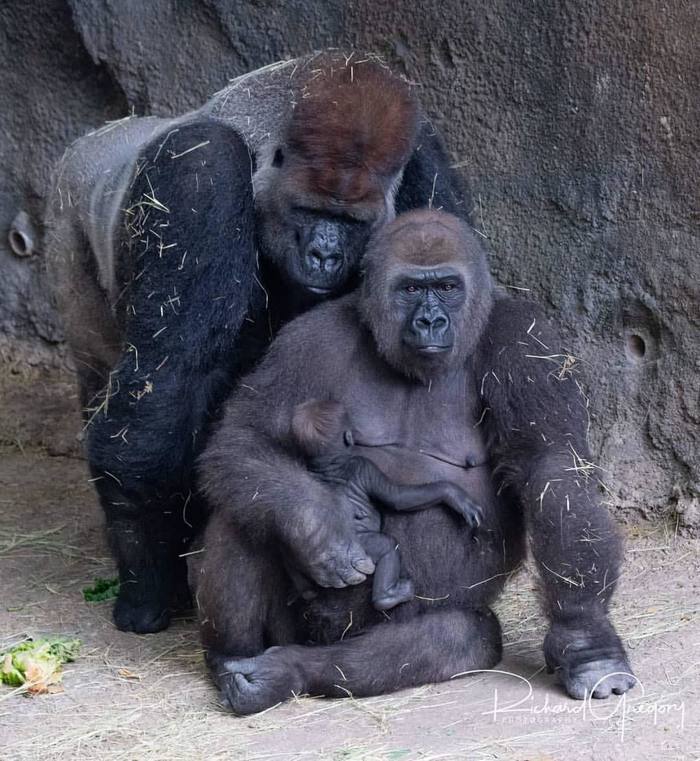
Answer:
[292,514,375,589]
[544,618,637,700]
[442,484,483,530]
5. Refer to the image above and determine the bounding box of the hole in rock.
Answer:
[626,333,646,360]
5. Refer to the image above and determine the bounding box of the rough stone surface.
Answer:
[0,0,697,524]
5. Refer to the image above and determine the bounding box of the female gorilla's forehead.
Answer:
[365,209,484,273]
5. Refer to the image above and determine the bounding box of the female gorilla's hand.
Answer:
[287,503,375,588]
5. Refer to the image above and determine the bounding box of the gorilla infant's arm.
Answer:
[292,399,483,527]
[475,299,634,699]
[312,455,483,527]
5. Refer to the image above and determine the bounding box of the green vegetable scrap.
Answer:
[1,638,81,694]
[82,577,120,602]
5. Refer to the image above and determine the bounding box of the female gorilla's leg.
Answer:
[219,606,502,715]
[192,512,299,693]
[86,119,257,633]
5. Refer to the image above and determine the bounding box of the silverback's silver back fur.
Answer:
[44,51,416,370]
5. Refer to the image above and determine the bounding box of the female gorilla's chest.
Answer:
[339,359,488,477]
[331,357,508,604]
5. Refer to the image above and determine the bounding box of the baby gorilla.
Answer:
[290,399,483,611]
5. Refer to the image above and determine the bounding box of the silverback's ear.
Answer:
[383,166,405,224]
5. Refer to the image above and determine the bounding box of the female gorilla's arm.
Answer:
[199,303,375,589]
[477,297,634,699]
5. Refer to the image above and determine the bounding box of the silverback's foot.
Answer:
[544,620,637,700]
[373,578,415,611]
[220,649,306,715]
[113,595,170,634]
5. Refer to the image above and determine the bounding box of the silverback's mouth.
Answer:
[416,344,452,355]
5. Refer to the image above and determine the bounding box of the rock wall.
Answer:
[0,0,697,524]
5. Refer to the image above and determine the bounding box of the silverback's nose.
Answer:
[306,222,342,273]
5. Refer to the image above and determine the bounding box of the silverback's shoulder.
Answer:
[276,293,363,356]
[49,115,175,213]
[203,56,308,153]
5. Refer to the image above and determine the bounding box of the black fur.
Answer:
[395,121,472,218]
[85,121,259,631]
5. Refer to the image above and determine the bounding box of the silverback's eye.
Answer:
[405,285,419,294]
[441,283,454,291]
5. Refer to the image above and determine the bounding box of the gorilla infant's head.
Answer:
[291,399,353,458]
[255,54,419,301]
[359,209,494,383]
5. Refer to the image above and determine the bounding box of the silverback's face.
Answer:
[254,147,391,300]
[251,53,419,302]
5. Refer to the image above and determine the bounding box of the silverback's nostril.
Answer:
[306,251,341,275]
[323,256,341,274]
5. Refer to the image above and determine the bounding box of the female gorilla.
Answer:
[195,210,635,714]
[46,52,467,633]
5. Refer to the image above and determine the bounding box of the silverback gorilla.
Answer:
[194,209,635,714]
[45,52,469,633]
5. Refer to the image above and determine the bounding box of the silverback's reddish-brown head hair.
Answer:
[286,54,420,206]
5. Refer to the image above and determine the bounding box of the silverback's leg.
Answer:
[85,119,256,633]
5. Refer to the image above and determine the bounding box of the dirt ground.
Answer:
[0,373,698,760]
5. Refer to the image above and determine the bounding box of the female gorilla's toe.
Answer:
[544,622,636,700]
[221,650,306,715]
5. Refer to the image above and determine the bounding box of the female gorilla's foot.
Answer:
[213,607,502,715]
[544,619,637,700]
[219,647,308,715]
